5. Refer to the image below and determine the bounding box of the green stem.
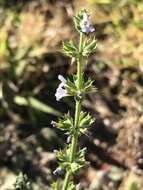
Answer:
[77,32,84,89]
[70,100,81,162]
[61,33,84,190]
[61,171,71,190]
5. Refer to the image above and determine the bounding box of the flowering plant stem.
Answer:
[53,10,97,189]
[62,32,84,190]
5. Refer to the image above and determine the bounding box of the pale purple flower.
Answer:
[53,167,64,175]
[80,12,95,34]
[51,121,57,127]
[55,75,68,101]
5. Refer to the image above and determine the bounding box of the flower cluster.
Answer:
[63,11,97,60]
[51,9,97,190]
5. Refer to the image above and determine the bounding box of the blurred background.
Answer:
[0,0,143,189]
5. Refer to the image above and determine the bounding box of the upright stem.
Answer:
[61,171,71,190]
[61,33,84,190]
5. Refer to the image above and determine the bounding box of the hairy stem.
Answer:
[61,32,84,190]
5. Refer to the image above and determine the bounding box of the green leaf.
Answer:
[63,41,78,58]
[55,149,68,162]
[69,147,87,174]
[79,111,95,129]
[67,182,76,190]
[70,162,82,173]
[14,96,61,116]
[66,78,77,96]
[82,38,97,57]
[83,78,96,94]
[74,9,86,33]
[56,113,74,134]
[76,148,86,165]
[51,181,62,190]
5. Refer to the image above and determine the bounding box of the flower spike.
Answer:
[52,9,97,190]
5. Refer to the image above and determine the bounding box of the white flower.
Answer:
[80,12,95,34]
[55,75,68,101]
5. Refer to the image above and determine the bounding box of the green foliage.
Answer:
[55,147,71,163]
[67,181,78,190]
[55,111,94,136]
[129,182,139,190]
[74,9,86,33]
[82,38,97,57]
[83,78,97,94]
[55,146,86,175]
[79,111,95,128]
[66,78,78,97]
[55,113,74,135]
[51,181,59,190]
[0,8,59,131]
[71,147,87,172]
[14,173,33,190]
[14,96,61,116]
[65,75,96,100]
[63,41,78,58]
[63,34,97,60]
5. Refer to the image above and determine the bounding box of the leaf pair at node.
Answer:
[54,111,95,136]
[55,146,87,174]
[65,75,96,99]
[63,38,97,59]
